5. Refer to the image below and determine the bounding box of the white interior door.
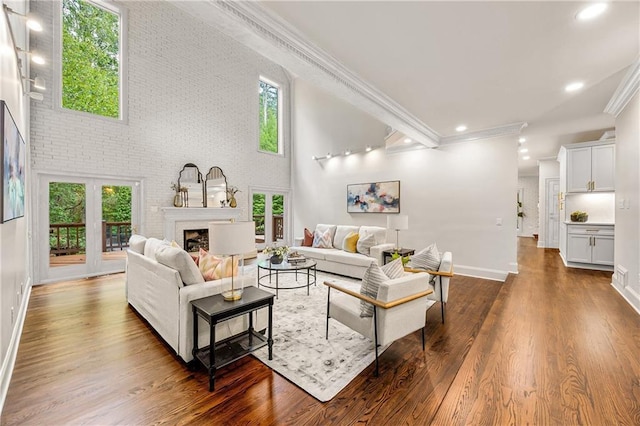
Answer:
[546,178,560,249]
[36,173,141,284]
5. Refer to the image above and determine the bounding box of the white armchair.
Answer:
[324,272,433,376]
[405,251,453,323]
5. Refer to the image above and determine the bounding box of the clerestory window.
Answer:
[258,77,282,155]
[61,0,124,119]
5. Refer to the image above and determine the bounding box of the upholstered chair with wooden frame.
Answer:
[324,272,433,377]
[405,251,453,323]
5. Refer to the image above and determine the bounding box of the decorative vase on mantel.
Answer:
[173,192,183,207]
[270,254,283,265]
[229,195,237,208]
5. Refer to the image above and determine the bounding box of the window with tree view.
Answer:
[62,0,120,118]
[259,78,281,154]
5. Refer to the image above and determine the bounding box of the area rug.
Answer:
[252,271,388,402]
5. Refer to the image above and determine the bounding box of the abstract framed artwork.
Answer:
[347,180,400,213]
[1,101,26,223]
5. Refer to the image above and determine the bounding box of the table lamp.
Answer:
[387,214,408,251]
[208,221,255,301]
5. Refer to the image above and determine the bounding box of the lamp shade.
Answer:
[208,221,255,255]
[387,214,408,231]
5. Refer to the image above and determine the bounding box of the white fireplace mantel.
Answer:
[161,207,245,246]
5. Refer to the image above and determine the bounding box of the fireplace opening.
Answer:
[184,228,209,253]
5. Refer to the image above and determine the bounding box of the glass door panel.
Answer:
[101,184,132,264]
[251,188,289,251]
[253,192,266,249]
[49,182,86,268]
[272,194,284,243]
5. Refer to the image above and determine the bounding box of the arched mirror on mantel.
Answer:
[177,163,204,207]
[205,166,228,208]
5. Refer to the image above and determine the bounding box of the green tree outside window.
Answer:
[259,79,280,153]
[62,0,120,118]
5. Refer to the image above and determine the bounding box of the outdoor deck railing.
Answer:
[49,221,132,256]
[253,214,284,242]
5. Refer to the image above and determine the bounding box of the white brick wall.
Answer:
[29,0,291,238]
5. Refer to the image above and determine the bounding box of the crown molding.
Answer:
[439,122,528,145]
[604,59,640,117]
[171,0,440,147]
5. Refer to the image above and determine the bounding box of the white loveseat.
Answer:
[125,235,267,363]
[292,224,394,279]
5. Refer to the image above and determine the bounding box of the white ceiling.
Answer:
[174,1,640,176]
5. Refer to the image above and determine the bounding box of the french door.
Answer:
[36,173,141,284]
[250,187,290,250]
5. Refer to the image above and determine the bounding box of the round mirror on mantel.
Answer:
[205,166,228,208]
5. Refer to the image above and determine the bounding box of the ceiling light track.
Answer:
[312,145,379,161]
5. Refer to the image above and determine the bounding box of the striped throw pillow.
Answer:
[382,257,405,279]
[360,263,388,317]
[410,243,442,271]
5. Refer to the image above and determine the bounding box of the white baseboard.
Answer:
[611,280,640,315]
[0,278,32,414]
[454,265,509,282]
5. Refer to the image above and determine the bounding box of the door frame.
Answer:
[248,186,291,249]
[33,171,144,284]
[545,178,560,249]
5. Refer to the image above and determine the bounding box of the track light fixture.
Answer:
[16,47,45,65]
[23,75,46,91]
[3,4,43,32]
[26,92,44,101]
[313,145,379,161]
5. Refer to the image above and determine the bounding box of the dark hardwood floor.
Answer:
[3,238,639,425]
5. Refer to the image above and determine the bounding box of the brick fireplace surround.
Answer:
[161,207,244,249]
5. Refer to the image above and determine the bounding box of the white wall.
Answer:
[28,0,291,281]
[612,92,640,312]
[0,0,30,412]
[518,176,538,237]
[292,80,518,281]
[537,159,560,248]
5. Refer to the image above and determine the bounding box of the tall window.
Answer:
[62,0,121,119]
[259,78,282,154]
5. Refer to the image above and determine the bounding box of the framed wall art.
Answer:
[1,101,26,223]
[347,180,400,213]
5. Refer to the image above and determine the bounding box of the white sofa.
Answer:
[125,235,267,363]
[292,224,394,279]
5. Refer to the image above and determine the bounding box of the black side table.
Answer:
[382,248,415,265]
[191,286,274,391]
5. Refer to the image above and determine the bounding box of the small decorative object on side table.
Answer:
[191,286,274,392]
[382,248,415,265]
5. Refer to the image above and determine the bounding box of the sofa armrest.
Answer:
[294,237,304,246]
[370,243,395,265]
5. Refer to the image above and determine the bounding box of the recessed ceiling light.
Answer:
[365,145,372,152]
[520,148,529,153]
[455,125,467,132]
[404,138,412,144]
[344,149,351,156]
[565,81,584,92]
[519,137,526,143]
[523,155,531,160]
[576,3,608,20]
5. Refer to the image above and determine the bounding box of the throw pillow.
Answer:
[356,233,376,256]
[198,248,223,281]
[382,257,404,279]
[342,232,360,253]
[410,243,442,271]
[360,263,388,317]
[128,235,147,254]
[302,228,314,247]
[312,229,333,248]
[214,256,239,279]
[156,245,204,285]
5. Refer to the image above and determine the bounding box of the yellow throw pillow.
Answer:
[342,232,360,253]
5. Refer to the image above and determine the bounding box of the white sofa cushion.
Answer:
[155,245,204,286]
[324,250,376,267]
[333,225,360,249]
[128,234,147,254]
[144,237,168,261]
[294,246,330,261]
[356,233,376,256]
[359,226,387,245]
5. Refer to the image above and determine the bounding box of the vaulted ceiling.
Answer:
[173,1,640,176]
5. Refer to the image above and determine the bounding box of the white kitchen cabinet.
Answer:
[565,224,614,268]
[566,142,615,193]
